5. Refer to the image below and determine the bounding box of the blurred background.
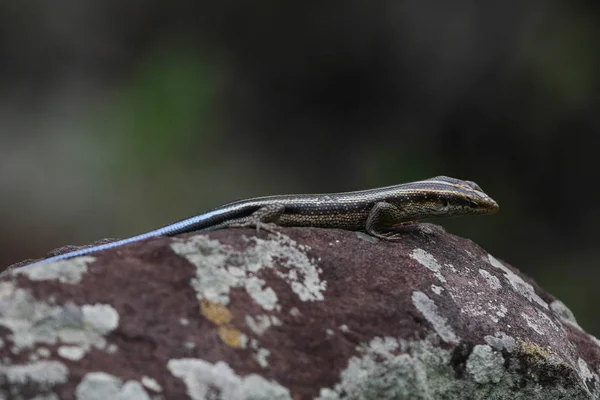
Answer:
[1,1,599,334]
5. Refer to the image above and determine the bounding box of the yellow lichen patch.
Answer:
[518,340,552,363]
[199,299,247,348]
[218,326,247,348]
[200,299,232,325]
[517,340,571,370]
[516,340,571,376]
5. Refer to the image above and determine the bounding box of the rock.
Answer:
[0,224,599,399]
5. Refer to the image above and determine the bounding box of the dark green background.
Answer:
[1,1,599,335]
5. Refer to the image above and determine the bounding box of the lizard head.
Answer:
[389,176,499,224]
[420,176,499,216]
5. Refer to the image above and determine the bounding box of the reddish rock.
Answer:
[0,224,599,399]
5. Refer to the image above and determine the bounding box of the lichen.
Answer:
[171,234,326,311]
[168,358,291,400]
[410,249,446,283]
[412,291,460,344]
[487,255,548,309]
[10,257,94,284]
[75,372,151,400]
[316,335,597,399]
[466,345,505,384]
[0,282,118,355]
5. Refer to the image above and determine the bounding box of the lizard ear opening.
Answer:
[439,200,451,212]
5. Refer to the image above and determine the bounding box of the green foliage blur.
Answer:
[1,1,599,335]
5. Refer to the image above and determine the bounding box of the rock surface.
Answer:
[1,224,599,399]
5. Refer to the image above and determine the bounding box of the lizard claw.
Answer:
[368,230,404,241]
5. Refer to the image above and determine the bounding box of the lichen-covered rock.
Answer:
[1,224,599,399]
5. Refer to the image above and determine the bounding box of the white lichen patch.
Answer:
[57,345,86,361]
[522,308,565,337]
[37,347,51,358]
[242,278,278,311]
[245,314,282,336]
[484,332,517,352]
[317,336,430,400]
[578,358,595,382]
[496,304,508,319]
[536,308,563,333]
[521,312,544,335]
[431,285,443,295]
[248,338,271,369]
[409,249,446,283]
[466,345,505,384]
[550,300,582,330]
[487,302,508,323]
[183,341,196,350]
[141,376,162,392]
[81,304,119,334]
[10,257,94,284]
[171,234,326,312]
[412,291,459,344]
[461,302,488,319]
[478,269,502,290]
[253,347,271,368]
[106,344,118,354]
[0,360,68,385]
[254,235,326,302]
[487,255,548,309]
[317,334,598,399]
[167,358,291,400]
[0,282,119,356]
[75,372,151,400]
[289,307,301,317]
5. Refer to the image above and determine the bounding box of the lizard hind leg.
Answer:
[227,204,285,234]
[365,201,414,240]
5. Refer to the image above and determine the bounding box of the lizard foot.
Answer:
[367,231,404,241]
[229,220,279,235]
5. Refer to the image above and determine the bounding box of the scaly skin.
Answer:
[16,176,498,270]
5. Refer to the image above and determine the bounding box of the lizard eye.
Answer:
[468,199,479,208]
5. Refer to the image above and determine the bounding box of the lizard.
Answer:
[15,175,498,270]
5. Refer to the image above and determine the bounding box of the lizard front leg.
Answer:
[365,201,415,240]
